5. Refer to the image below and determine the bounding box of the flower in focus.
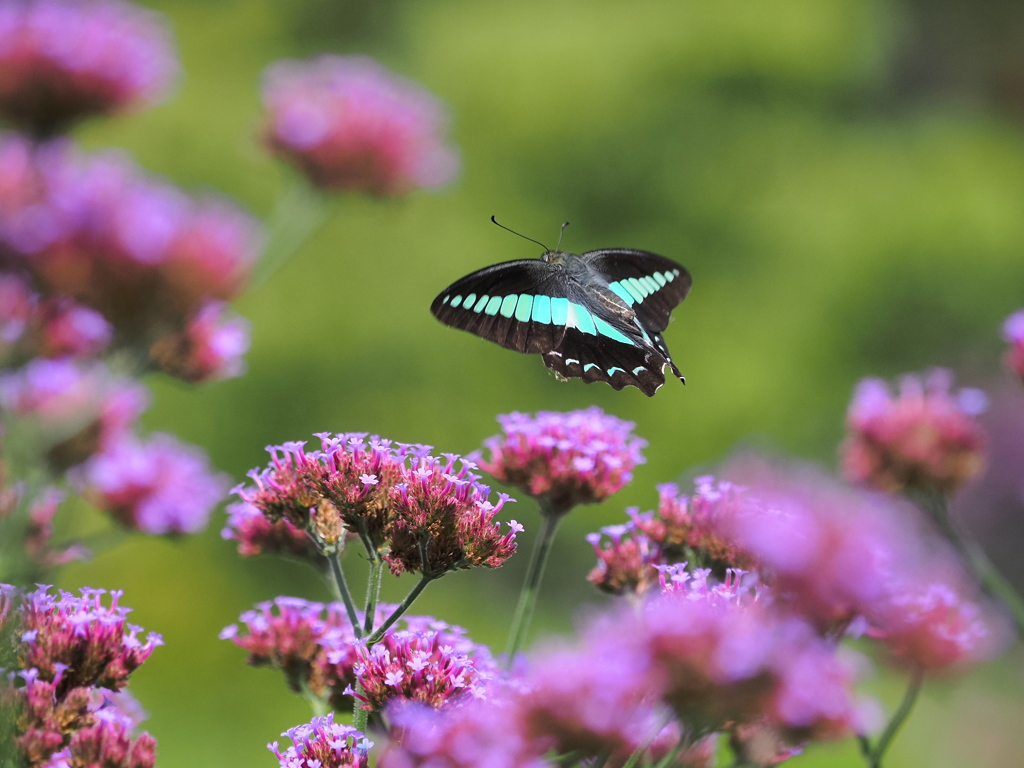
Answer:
[381,701,546,768]
[221,500,320,562]
[1003,309,1024,385]
[351,625,497,713]
[77,433,229,535]
[0,357,147,469]
[0,135,260,350]
[18,585,163,691]
[586,523,661,596]
[262,55,458,196]
[269,713,371,768]
[476,407,646,516]
[63,705,156,768]
[148,300,250,382]
[841,369,988,494]
[0,0,178,136]
[236,433,520,572]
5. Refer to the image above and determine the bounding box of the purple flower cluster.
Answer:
[221,500,322,562]
[0,0,177,136]
[476,407,646,516]
[262,55,458,196]
[221,597,496,714]
[269,713,371,768]
[1,585,160,767]
[1003,309,1024,386]
[235,433,519,575]
[0,135,260,363]
[587,478,757,597]
[841,369,988,494]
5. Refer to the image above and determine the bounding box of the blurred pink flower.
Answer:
[1003,309,1024,385]
[148,300,250,382]
[841,369,988,494]
[262,55,458,196]
[0,0,177,135]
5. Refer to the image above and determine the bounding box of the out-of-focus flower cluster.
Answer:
[0,0,177,136]
[262,55,458,197]
[840,369,987,494]
[0,584,160,767]
[476,407,646,516]
[1004,309,1024,386]
[220,597,497,714]
[233,433,520,576]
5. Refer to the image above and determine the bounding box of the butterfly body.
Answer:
[431,247,691,396]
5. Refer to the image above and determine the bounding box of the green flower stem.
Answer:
[505,506,564,664]
[327,551,362,639]
[861,667,925,768]
[365,573,436,647]
[352,680,369,735]
[300,682,330,717]
[363,557,384,635]
[251,180,331,288]
[909,487,1024,636]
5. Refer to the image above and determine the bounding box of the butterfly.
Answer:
[431,224,692,396]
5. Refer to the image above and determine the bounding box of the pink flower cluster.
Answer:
[840,369,988,494]
[2,585,160,768]
[0,0,177,136]
[221,597,496,714]
[236,433,520,575]
[476,407,646,516]
[269,713,371,768]
[262,55,458,196]
[221,500,321,562]
[1003,309,1024,385]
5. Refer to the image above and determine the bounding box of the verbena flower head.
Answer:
[34,297,113,359]
[1003,309,1024,385]
[631,478,758,571]
[477,407,646,516]
[381,701,546,768]
[76,433,229,535]
[514,637,660,760]
[148,300,250,382]
[0,357,147,469]
[351,625,497,713]
[586,523,661,596]
[841,369,988,494]
[24,487,90,571]
[221,500,320,562]
[870,579,998,671]
[19,585,162,692]
[262,55,458,196]
[269,713,371,768]
[64,705,156,768]
[0,0,177,136]
[0,271,34,354]
[236,434,520,572]
[713,461,917,632]
[0,136,260,351]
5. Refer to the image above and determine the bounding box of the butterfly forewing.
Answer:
[430,260,566,354]
[580,249,692,333]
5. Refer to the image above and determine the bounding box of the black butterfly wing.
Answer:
[542,323,679,396]
[579,248,691,333]
[431,260,566,354]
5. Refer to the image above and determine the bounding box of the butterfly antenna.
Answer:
[490,215,550,251]
[556,221,569,251]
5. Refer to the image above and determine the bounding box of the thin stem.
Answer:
[327,551,362,639]
[300,682,330,717]
[352,681,369,735]
[363,558,384,635]
[909,487,1024,636]
[365,573,436,646]
[866,666,925,768]
[251,180,331,288]
[620,710,676,768]
[505,506,564,664]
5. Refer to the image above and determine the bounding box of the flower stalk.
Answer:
[506,506,563,662]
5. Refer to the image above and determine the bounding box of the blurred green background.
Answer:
[53,0,1024,765]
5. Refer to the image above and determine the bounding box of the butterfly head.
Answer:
[541,249,570,266]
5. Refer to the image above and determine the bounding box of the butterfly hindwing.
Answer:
[430,260,566,354]
[543,324,674,396]
[580,248,692,333]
